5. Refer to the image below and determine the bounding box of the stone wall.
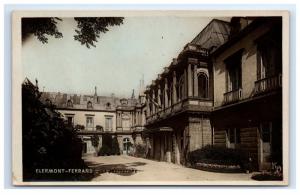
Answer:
[188,116,212,152]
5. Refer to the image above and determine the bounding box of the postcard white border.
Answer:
[12,10,290,186]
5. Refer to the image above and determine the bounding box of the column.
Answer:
[152,90,155,114]
[172,71,177,104]
[173,134,180,164]
[166,133,171,163]
[187,64,193,97]
[184,68,187,99]
[157,85,161,110]
[164,78,168,109]
[193,64,198,97]
[160,134,165,161]
[147,94,151,116]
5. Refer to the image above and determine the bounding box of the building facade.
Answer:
[41,88,146,155]
[143,19,231,165]
[211,17,282,170]
[143,17,283,171]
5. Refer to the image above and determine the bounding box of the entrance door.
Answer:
[260,122,272,170]
[123,137,131,155]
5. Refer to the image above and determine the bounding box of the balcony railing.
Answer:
[146,97,212,124]
[223,88,243,105]
[255,74,282,95]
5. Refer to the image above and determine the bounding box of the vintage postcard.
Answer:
[12,10,289,185]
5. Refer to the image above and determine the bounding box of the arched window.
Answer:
[106,102,111,109]
[67,99,73,107]
[87,101,93,109]
[198,73,209,98]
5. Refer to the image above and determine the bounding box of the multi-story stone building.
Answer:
[143,19,231,165]
[143,17,283,171]
[41,87,146,155]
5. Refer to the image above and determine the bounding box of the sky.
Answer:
[22,16,229,98]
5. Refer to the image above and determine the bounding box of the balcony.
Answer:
[255,74,282,95]
[146,97,212,125]
[223,88,243,105]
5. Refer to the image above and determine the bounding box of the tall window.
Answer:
[86,116,94,130]
[121,114,130,130]
[225,51,242,92]
[198,73,208,98]
[105,116,113,131]
[257,35,281,80]
[227,128,241,148]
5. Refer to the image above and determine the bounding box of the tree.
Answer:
[22,17,124,48]
[91,134,100,156]
[22,78,91,181]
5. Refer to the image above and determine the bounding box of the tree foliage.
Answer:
[22,79,90,181]
[22,17,124,48]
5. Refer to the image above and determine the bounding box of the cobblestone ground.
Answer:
[83,155,256,183]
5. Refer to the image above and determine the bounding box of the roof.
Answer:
[211,17,282,57]
[40,91,138,110]
[191,19,231,52]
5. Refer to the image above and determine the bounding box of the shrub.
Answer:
[99,145,111,156]
[251,173,283,181]
[98,134,120,156]
[188,145,249,169]
[111,136,121,155]
[134,144,147,158]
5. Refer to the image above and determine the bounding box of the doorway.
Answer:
[259,122,272,170]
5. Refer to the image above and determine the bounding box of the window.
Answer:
[67,116,73,126]
[106,102,111,109]
[105,116,113,131]
[87,101,93,109]
[67,100,73,107]
[257,36,281,80]
[86,116,94,130]
[227,128,241,148]
[122,114,130,130]
[261,122,271,142]
[198,72,208,98]
[225,51,242,92]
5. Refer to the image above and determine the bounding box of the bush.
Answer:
[188,145,249,169]
[134,144,147,158]
[251,173,283,181]
[98,134,120,156]
[111,136,121,155]
[99,145,111,156]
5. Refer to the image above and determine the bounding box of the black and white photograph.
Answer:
[11,10,289,185]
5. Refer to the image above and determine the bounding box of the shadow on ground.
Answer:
[84,160,147,179]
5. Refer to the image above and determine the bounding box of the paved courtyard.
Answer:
[83,155,254,182]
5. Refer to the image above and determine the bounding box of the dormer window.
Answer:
[120,98,128,106]
[87,101,93,109]
[106,102,111,109]
[67,99,73,107]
